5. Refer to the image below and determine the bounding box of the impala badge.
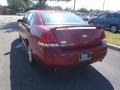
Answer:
[81,34,88,38]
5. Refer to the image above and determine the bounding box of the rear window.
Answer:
[40,12,87,25]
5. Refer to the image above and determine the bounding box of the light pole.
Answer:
[74,0,76,11]
[102,0,105,11]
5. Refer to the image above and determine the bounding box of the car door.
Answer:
[102,14,114,28]
[19,12,29,39]
[95,14,107,27]
[110,13,120,26]
[20,12,33,39]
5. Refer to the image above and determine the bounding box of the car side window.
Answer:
[24,12,33,25]
[27,13,33,23]
[24,13,29,18]
[29,14,36,25]
[106,14,114,18]
[98,14,106,19]
[22,12,30,23]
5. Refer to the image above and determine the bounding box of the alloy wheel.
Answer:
[27,45,33,64]
[110,25,118,33]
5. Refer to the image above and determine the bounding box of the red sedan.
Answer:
[17,10,107,69]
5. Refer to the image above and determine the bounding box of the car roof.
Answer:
[105,12,120,14]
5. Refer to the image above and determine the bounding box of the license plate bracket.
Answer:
[80,53,92,62]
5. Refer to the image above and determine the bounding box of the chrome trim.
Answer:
[38,42,59,47]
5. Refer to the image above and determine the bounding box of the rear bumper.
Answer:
[32,45,107,69]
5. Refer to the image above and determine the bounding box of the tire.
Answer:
[110,25,119,33]
[19,32,22,41]
[27,45,34,65]
[89,22,94,25]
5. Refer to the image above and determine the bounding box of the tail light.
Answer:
[102,32,107,46]
[38,32,58,47]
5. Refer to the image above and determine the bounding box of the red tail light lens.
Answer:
[102,32,106,39]
[102,32,107,46]
[38,32,58,47]
[40,32,57,44]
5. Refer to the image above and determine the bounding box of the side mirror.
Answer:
[17,19,23,22]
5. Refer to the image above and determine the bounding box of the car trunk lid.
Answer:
[48,26,103,48]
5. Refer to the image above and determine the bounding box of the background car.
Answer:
[75,12,90,21]
[16,13,26,16]
[88,13,120,33]
[17,10,107,69]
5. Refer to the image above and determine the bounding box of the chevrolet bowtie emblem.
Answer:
[81,34,88,38]
[61,41,67,44]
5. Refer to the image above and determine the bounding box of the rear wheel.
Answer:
[89,22,94,25]
[27,45,34,65]
[19,32,22,41]
[110,25,119,33]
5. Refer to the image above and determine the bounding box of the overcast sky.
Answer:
[0,0,7,6]
[47,0,120,11]
[0,0,120,11]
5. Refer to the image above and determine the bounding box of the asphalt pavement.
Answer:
[0,15,120,90]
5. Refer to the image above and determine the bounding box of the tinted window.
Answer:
[23,12,30,23]
[106,14,114,18]
[97,14,106,19]
[30,15,35,25]
[106,13,120,18]
[40,12,87,25]
[24,12,29,18]
[27,13,33,23]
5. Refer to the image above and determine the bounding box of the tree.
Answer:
[0,5,3,14]
[7,0,72,12]
[33,0,46,9]
[7,0,33,12]
[90,9,103,15]
[33,0,71,9]
[77,8,89,13]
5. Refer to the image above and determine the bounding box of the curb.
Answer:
[107,43,120,52]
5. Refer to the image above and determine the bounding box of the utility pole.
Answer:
[102,0,105,11]
[74,0,76,11]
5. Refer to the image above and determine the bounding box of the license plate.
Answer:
[80,53,92,62]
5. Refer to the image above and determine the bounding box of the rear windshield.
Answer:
[40,12,87,25]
